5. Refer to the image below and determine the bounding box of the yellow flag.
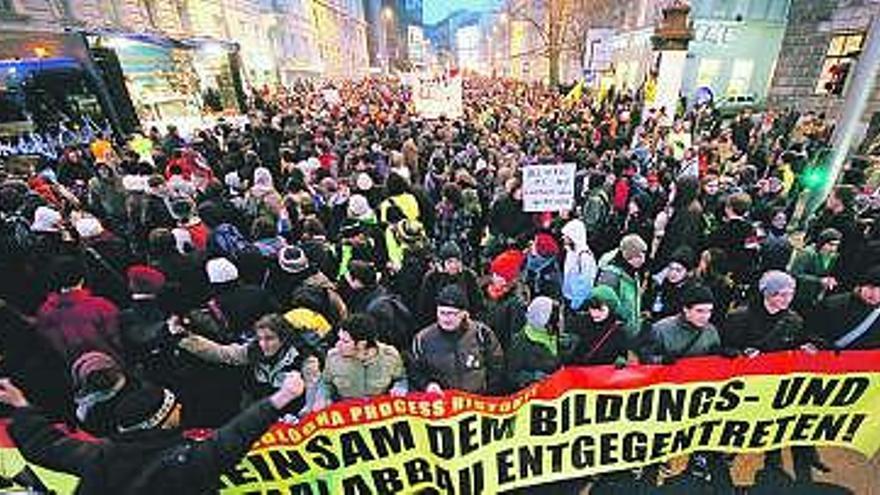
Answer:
[563,80,584,105]
[645,76,657,105]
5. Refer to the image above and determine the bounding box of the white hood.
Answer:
[561,219,589,252]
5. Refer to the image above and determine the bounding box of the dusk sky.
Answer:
[422,0,498,25]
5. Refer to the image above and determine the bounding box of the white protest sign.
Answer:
[322,89,342,106]
[522,163,577,212]
[414,74,463,119]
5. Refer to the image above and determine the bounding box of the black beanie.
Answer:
[680,284,715,307]
[113,383,178,434]
[436,284,469,311]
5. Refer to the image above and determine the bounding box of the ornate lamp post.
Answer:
[649,0,693,119]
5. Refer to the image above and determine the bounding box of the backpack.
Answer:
[207,223,255,259]
[582,189,610,240]
[523,255,562,299]
[290,283,342,327]
[367,293,417,351]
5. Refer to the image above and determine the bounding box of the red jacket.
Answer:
[36,288,122,366]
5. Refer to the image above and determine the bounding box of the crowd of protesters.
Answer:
[0,75,879,493]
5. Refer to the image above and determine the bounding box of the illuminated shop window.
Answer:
[726,58,754,96]
[815,32,864,96]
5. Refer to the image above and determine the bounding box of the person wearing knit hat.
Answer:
[205,257,239,285]
[649,245,696,319]
[588,285,621,316]
[436,284,469,313]
[31,205,62,233]
[487,249,526,300]
[0,368,305,492]
[533,232,560,258]
[411,285,504,395]
[127,265,166,296]
[790,229,841,311]
[508,296,561,389]
[438,241,462,263]
[679,283,716,308]
[278,245,310,275]
[417,240,484,328]
[346,194,374,221]
[619,234,648,266]
[563,285,628,367]
[642,283,720,364]
[524,232,563,298]
[595,234,649,341]
[69,351,133,436]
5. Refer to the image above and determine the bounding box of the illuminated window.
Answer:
[696,58,721,88]
[816,32,865,95]
[726,58,754,96]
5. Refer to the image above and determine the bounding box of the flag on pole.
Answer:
[645,74,657,105]
[563,80,584,105]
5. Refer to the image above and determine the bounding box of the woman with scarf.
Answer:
[173,313,319,416]
[562,286,628,366]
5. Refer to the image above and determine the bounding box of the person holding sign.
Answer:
[723,270,827,488]
[641,285,733,492]
[0,372,305,494]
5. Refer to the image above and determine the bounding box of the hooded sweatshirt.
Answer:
[561,219,598,296]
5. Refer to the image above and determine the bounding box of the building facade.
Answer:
[311,0,369,78]
[604,0,791,104]
[767,0,880,125]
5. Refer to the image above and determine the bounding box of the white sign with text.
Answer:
[522,163,577,212]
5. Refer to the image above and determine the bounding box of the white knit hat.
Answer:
[74,216,104,239]
[355,173,374,192]
[31,206,62,233]
[347,194,373,220]
[206,257,239,284]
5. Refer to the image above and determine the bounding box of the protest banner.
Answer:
[522,163,577,212]
[414,75,463,119]
[3,351,880,494]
